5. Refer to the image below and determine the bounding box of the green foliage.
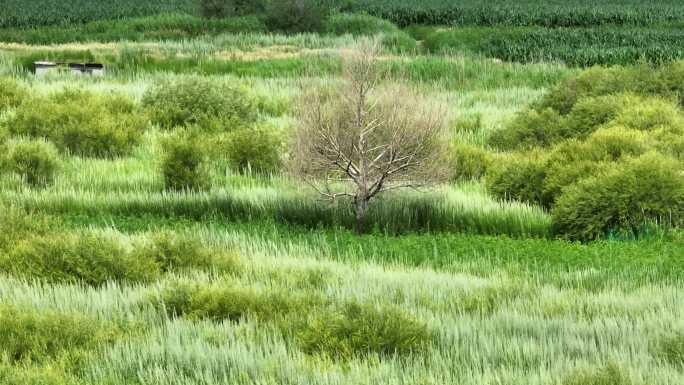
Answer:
[264,0,332,33]
[324,13,398,36]
[4,139,60,187]
[381,31,418,54]
[142,76,256,131]
[0,14,267,45]
[655,332,684,368]
[1,232,159,286]
[5,89,145,158]
[560,363,634,385]
[489,108,565,150]
[448,142,491,181]
[486,152,548,206]
[297,301,434,359]
[158,281,312,322]
[551,153,684,241]
[199,0,265,18]
[0,0,194,28]
[0,207,56,249]
[161,137,209,192]
[0,78,28,112]
[349,0,684,28]
[134,231,241,273]
[225,126,283,174]
[0,304,117,364]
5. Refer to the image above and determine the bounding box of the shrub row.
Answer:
[157,281,434,359]
[4,88,146,158]
[0,227,240,285]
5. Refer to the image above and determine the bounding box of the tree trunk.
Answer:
[353,197,369,234]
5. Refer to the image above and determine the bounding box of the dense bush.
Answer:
[381,31,418,54]
[448,142,491,181]
[199,0,265,18]
[560,363,634,385]
[1,232,158,285]
[142,76,256,131]
[263,0,332,33]
[0,304,117,364]
[0,78,28,112]
[158,281,312,322]
[655,332,684,368]
[551,153,684,240]
[4,139,60,187]
[297,301,434,359]
[161,137,209,191]
[225,126,283,174]
[486,151,548,206]
[324,13,398,36]
[489,108,565,150]
[134,231,241,273]
[0,207,56,249]
[5,89,145,158]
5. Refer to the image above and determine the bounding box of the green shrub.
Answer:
[142,76,256,131]
[0,78,28,112]
[552,153,684,241]
[324,13,398,36]
[486,151,548,207]
[0,304,117,364]
[560,363,634,385]
[158,281,312,323]
[381,31,418,54]
[4,139,60,187]
[134,231,241,273]
[0,364,73,385]
[580,126,653,161]
[0,232,159,285]
[489,108,566,150]
[655,332,684,368]
[448,143,491,181]
[225,126,283,174]
[161,137,209,191]
[607,96,684,131]
[199,0,265,18]
[264,0,331,33]
[562,94,633,138]
[5,89,145,158]
[297,301,434,359]
[0,207,56,250]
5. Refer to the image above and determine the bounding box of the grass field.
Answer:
[0,2,683,384]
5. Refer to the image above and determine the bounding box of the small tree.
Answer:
[292,42,448,233]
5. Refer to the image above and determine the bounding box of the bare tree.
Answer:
[292,41,449,233]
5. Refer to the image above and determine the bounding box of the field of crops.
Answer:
[351,0,684,27]
[0,2,683,385]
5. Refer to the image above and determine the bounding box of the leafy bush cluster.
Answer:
[0,220,241,285]
[160,135,209,192]
[1,139,61,187]
[0,78,28,113]
[486,64,684,240]
[0,304,118,365]
[157,281,434,360]
[4,88,146,158]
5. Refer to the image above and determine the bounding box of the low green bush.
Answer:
[0,207,56,249]
[560,363,634,385]
[4,139,60,187]
[448,142,491,181]
[142,76,256,131]
[655,332,684,368]
[161,137,209,191]
[489,108,565,150]
[134,231,241,273]
[1,232,159,285]
[199,0,265,18]
[297,301,434,359]
[0,364,73,385]
[381,31,418,54]
[0,78,28,112]
[562,94,633,138]
[5,89,145,158]
[0,304,117,364]
[263,0,331,33]
[486,151,548,207]
[552,153,684,241]
[158,281,312,323]
[225,126,283,174]
[607,96,684,131]
[324,13,398,36]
